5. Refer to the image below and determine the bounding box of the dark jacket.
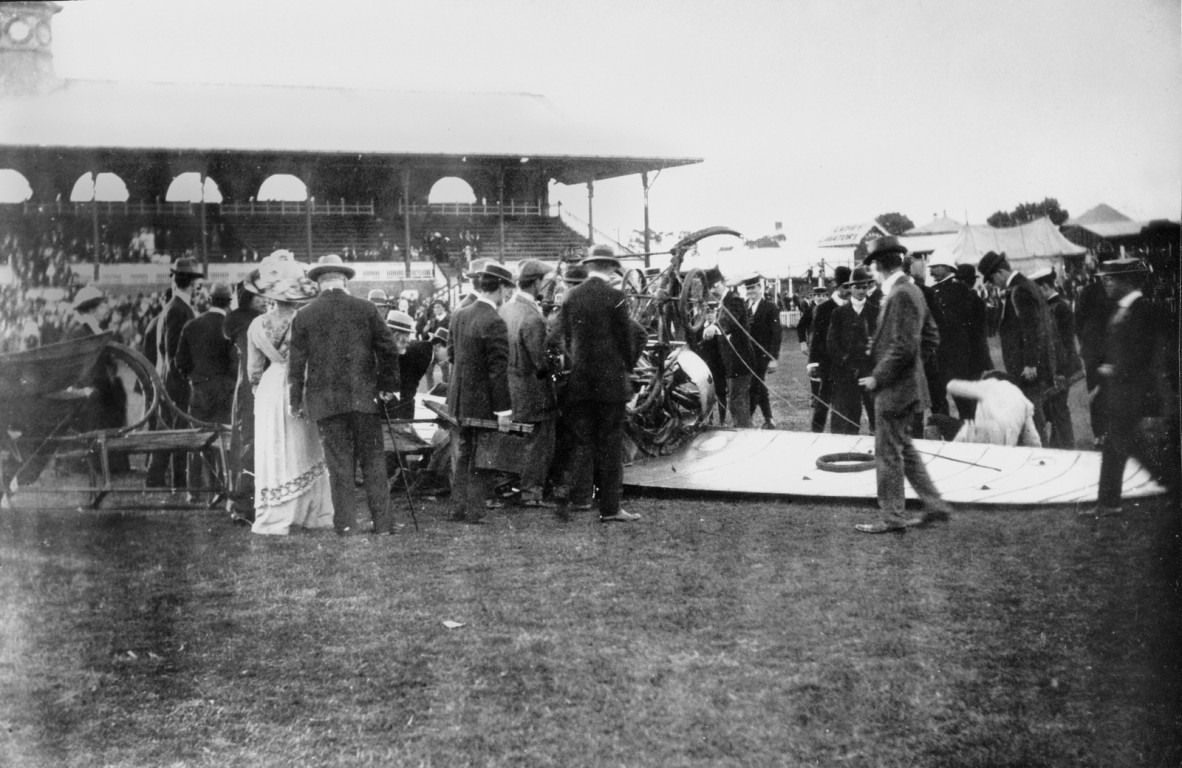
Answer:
[807,298,838,374]
[930,275,991,380]
[446,299,512,420]
[827,300,877,378]
[870,277,933,415]
[393,340,433,420]
[154,293,196,388]
[499,292,556,421]
[554,275,643,403]
[748,297,782,364]
[1100,295,1169,423]
[176,310,235,385]
[1046,293,1082,379]
[288,289,400,421]
[718,291,755,378]
[998,273,1055,388]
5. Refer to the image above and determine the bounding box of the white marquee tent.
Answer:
[927,217,1086,274]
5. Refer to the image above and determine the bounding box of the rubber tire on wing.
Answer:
[815,452,875,472]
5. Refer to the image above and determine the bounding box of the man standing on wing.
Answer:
[856,236,952,534]
[446,262,516,523]
[499,259,558,508]
[556,245,644,522]
[289,254,401,537]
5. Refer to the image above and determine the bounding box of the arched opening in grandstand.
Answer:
[0,170,33,203]
[70,172,130,202]
[165,172,224,203]
[257,174,308,201]
[428,177,477,204]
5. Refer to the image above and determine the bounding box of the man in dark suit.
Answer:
[928,253,991,420]
[176,282,236,497]
[742,275,782,429]
[555,245,644,522]
[977,251,1055,440]
[446,262,516,523]
[856,237,951,534]
[1087,258,1177,515]
[289,254,401,537]
[703,268,755,428]
[826,267,877,434]
[1032,268,1082,449]
[499,260,558,507]
[176,282,236,425]
[223,276,266,523]
[807,266,850,432]
[147,257,203,490]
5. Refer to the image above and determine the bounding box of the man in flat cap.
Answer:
[147,257,205,490]
[446,262,516,523]
[856,236,951,533]
[1087,258,1177,515]
[977,251,1055,440]
[290,254,402,536]
[499,260,558,507]
[554,245,644,522]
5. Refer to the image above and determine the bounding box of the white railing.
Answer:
[397,201,546,217]
[0,199,376,217]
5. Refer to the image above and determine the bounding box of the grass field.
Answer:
[2,337,1179,767]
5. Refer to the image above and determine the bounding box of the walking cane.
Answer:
[379,399,420,532]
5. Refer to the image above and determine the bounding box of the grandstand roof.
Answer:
[0,78,701,184]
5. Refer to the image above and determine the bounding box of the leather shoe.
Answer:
[908,509,951,528]
[855,521,907,534]
[599,510,641,523]
[519,498,556,508]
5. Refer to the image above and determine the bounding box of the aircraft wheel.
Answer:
[815,452,875,472]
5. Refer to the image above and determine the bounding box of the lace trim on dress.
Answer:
[257,459,328,508]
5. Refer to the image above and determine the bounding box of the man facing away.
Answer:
[289,254,401,537]
[977,251,1056,441]
[928,252,992,420]
[856,236,952,534]
[147,257,204,490]
[446,262,516,523]
[499,259,558,507]
[554,245,644,522]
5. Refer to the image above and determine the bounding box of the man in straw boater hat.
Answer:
[289,254,402,537]
[976,249,1056,441]
[147,256,205,490]
[855,236,953,534]
[1084,257,1178,516]
[552,245,645,522]
[825,266,877,435]
[445,261,516,524]
[498,260,559,507]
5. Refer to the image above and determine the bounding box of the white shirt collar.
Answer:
[513,289,539,308]
[208,306,227,316]
[477,295,499,309]
[1005,271,1018,289]
[1118,290,1142,309]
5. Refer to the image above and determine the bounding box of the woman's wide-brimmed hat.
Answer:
[252,251,319,303]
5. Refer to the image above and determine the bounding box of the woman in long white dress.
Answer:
[246,254,335,535]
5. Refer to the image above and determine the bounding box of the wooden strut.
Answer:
[423,400,534,434]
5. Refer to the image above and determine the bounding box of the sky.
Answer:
[26,0,1182,248]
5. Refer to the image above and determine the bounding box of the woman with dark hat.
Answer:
[246,253,335,535]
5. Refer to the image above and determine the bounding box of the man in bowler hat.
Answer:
[856,237,951,533]
[289,254,401,536]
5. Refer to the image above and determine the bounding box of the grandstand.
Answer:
[0,1,700,290]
